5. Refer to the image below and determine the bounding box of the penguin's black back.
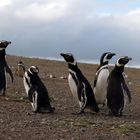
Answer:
[107,66,125,114]
[0,59,7,92]
[27,72,50,107]
[0,49,6,59]
[69,64,99,108]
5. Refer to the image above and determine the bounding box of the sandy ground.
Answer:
[0,55,140,140]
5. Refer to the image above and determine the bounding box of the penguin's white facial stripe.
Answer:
[116,56,131,67]
[67,55,76,65]
[28,66,39,75]
[116,59,125,67]
[103,53,110,63]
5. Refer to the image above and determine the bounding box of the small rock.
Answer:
[60,76,67,80]
[49,74,56,78]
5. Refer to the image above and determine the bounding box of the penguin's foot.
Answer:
[108,110,113,116]
[1,91,5,96]
[119,112,123,117]
[39,107,55,113]
[88,106,99,113]
[108,111,122,117]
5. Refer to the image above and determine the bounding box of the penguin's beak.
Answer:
[60,53,66,58]
[1,41,12,48]
[60,53,68,60]
[108,53,116,59]
[110,53,116,57]
[124,56,132,61]
[7,41,11,45]
[123,56,132,63]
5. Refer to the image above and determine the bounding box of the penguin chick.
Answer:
[15,61,25,78]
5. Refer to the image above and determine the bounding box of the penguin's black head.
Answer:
[100,52,116,64]
[18,61,24,66]
[0,40,11,49]
[116,56,132,67]
[19,61,23,64]
[28,66,39,75]
[60,53,77,65]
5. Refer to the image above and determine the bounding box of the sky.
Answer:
[1,0,140,66]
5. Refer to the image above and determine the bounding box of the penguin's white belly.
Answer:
[94,69,109,104]
[23,73,30,96]
[68,74,79,102]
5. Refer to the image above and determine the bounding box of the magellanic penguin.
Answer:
[60,53,99,114]
[93,52,116,107]
[15,61,25,78]
[107,56,132,116]
[23,66,55,113]
[0,40,13,95]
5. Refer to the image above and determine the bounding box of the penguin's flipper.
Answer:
[6,65,14,83]
[123,82,132,103]
[78,82,87,114]
[93,67,100,88]
[31,92,38,112]
[28,85,38,102]
[93,75,97,88]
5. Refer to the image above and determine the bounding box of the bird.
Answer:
[107,56,132,116]
[15,60,25,78]
[93,52,115,107]
[60,53,99,114]
[0,40,13,95]
[23,66,55,113]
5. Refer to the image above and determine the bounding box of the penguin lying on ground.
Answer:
[60,53,99,114]
[23,66,55,113]
[15,61,25,77]
[0,40,13,95]
[107,56,132,116]
[93,52,115,107]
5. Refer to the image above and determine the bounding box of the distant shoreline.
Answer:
[7,54,140,69]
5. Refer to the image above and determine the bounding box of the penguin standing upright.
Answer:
[15,61,25,77]
[0,40,13,95]
[23,66,55,113]
[93,52,115,106]
[60,53,99,114]
[107,56,132,116]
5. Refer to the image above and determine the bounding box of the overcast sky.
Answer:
[1,0,140,65]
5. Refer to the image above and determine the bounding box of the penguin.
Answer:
[15,61,25,77]
[0,40,13,95]
[93,52,116,106]
[23,66,55,113]
[107,56,132,116]
[60,53,99,114]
